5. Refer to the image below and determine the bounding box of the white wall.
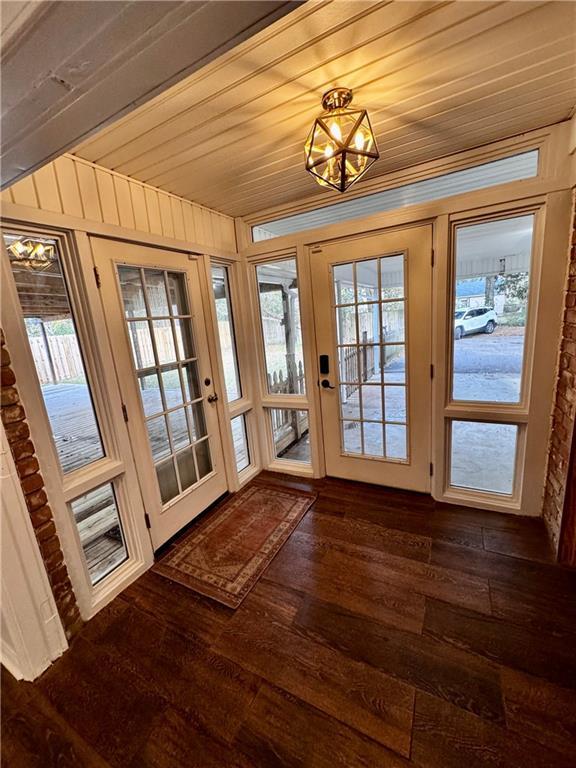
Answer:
[0,424,68,681]
[1,154,237,253]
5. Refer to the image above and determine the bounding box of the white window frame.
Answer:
[248,248,321,477]
[203,256,260,489]
[239,122,572,515]
[1,224,153,618]
[439,207,542,507]
[240,123,564,249]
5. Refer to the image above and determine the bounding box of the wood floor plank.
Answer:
[482,525,554,563]
[1,666,33,714]
[315,495,485,550]
[294,597,505,725]
[265,532,426,633]
[130,706,253,768]
[1,691,110,768]
[235,683,412,768]
[424,598,576,689]
[292,530,492,615]
[490,582,576,639]
[412,690,574,768]
[83,602,261,746]
[120,569,232,643]
[502,668,576,757]
[213,593,415,757]
[36,637,164,767]
[431,539,576,599]
[298,511,432,562]
[4,471,576,768]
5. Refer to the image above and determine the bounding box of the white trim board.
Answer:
[0,424,68,681]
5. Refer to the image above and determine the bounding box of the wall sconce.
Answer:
[304,87,379,193]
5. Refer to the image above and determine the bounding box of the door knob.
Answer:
[320,379,335,389]
[207,393,218,403]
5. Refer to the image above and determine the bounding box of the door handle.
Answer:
[207,393,218,403]
[320,379,335,390]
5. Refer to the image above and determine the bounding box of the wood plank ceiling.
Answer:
[72,0,576,219]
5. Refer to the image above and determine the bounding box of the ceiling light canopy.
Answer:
[304,87,379,193]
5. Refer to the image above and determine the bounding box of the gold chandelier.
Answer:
[304,87,379,193]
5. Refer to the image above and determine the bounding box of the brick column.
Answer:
[1,331,83,639]
[543,193,576,557]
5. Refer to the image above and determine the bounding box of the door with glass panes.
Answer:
[310,225,432,491]
[91,238,227,549]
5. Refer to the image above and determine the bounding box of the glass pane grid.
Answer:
[333,254,408,461]
[118,266,213,506]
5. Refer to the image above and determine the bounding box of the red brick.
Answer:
[48,565,70,588]
[1,347,10,366]
[43,548,64,572]
[4,419,29,443]
[35,520,56,542]
[21,472,43,495]
[0,387,19,406]
[11,439,34,462]
[0,367,16,386]
[29,504,53,528]
[1,403,25,425]
[16,456,39,479]
[39,537,61,559]
[25,489,47,512]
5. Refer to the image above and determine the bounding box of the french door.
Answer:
[91,238,227,549]
[310,225,433,492]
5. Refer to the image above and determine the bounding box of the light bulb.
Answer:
[329,121,342,142]
[354,130,365,151]
[324,144,334,159]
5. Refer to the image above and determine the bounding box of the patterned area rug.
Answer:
[153,482,316,608]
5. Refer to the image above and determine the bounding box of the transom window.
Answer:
[118,266,213,505]
[333,254,408,460]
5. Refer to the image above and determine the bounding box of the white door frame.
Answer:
[90,236,228,549]
[309,224,433,492]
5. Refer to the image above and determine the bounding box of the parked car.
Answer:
[454,306,497,339]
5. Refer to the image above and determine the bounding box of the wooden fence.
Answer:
[29,334,85,384]
[267,359,307,452]
[340,345,376,396]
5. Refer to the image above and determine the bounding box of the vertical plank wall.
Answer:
[0,154,236,253]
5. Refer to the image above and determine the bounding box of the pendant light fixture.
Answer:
[304,87,379,192]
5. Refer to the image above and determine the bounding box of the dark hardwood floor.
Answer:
[3,471,576,767]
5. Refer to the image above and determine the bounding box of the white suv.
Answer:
[454,307,497,339]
